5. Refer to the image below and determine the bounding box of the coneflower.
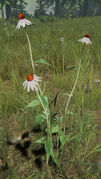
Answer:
[16,13,32,29]
[23,74,41,92]
[78,33,92,45]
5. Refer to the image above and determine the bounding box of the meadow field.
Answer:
[0,16,101,179]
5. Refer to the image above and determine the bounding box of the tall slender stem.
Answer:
[35,89,50,132]
[26,32,35,74]
[65,59,81,117]
[64,44,85,132]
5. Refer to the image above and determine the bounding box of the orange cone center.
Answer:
[18,13,25,20]
[85,33,90,38]
[26,75,34,81]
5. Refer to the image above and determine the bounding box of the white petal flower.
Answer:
[78,33,92,45]
[78,37,91,45]
[16,19,32,29]
[23,74,41,92]
[24,19,32,25]
[16,13,32,29]
[60,37,64,42]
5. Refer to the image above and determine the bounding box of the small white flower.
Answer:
[16,13,32,29]
[78,33,92,45]
[23,74,41,92]
[60,37,64,42]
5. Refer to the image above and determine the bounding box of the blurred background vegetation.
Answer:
[1,0,101,19]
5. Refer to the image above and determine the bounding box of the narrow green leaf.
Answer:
[51,151,61,169]
[42,111,49,119]
[25,100,40,108]
[33,113,46,127]
[46,125,59,134]
[40,95,49,111]
[51,125,59,133]
[34,59,52,66]
[60,132,67,149]
[70,133,82,141]
[63,93,73,97]
[35,136,46,144]
[44,139,52,164]
[87,144,101,158]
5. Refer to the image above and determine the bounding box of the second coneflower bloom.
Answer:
[23,74,41,92]
[16,13,32,29]
[78,33,92,45]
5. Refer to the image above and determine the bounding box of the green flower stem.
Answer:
[26,32,35,74]
[64,44,85,132]
[25,31,51,137]
[64,58,81,132]
[36,89,47,114]
[25,32,43,98]
[38,84,43,96]
[35,89,51,135]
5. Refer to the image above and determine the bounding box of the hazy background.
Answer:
[0,0,101,19]
[24,0,37,15]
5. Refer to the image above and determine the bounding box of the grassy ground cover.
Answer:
[0,16,101,179]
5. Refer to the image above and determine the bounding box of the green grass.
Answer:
[0,16,101,179]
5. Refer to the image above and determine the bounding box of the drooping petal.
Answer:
[27,84,30,92]
[21,20,26,28]
[34,84,39,91]
[16,22,20,29]
[34,75,42,81]
[24,19,32,25]
[30,83,36,91]
[78,37,91,45]
[23,80,27,87]
[16,18,32,29]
